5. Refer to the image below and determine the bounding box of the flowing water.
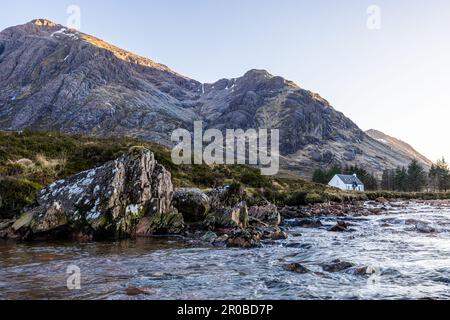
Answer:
[1,201,450,300]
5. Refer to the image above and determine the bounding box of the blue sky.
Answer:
[2,0,450,162]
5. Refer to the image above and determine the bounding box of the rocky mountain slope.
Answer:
[0,19,426,176]
[366,129,432,168]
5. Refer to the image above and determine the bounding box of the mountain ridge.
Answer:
[0,19,431,177]
[366,129,433,167]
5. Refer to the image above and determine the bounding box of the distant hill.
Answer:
[366,129,432,169]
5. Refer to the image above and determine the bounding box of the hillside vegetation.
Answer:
[0,131,329,216]
[1,131,449,218]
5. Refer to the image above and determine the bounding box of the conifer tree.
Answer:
[406,159,427,192]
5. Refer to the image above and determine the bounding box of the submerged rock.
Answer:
[262,227,288,240]
[414,222,437,234]
[279,206,306,219]
[125,287,155,296]
[284,263,310,274]
[349,266,380,277]
[284,243,312,249]
[328,221,352,232]
[5,148,175,240]
[172,188,210,223]
[321,260,355,272]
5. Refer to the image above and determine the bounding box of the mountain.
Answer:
[0,19,425,177]
[366,129,432,168]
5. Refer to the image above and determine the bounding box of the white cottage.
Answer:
[328,174,365,192]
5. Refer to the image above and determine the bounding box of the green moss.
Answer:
[0,131,276,192]
[0,178,42,218]
[148,212,185,235]
[12,211,35,231]
[87,214,103,229]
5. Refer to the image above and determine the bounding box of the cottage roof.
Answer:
[336,174,364,186]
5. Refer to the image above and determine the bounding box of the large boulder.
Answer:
[248,204,281,226]
[206,184,244,211]
[172,188,210,223]
[213,201,249,229]
[7,147,175,240]
[226,229,260,248]
[135,211,184,237]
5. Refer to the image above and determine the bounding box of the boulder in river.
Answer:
[135,211,184,237]
[414,222,437,234]
[321,259,355,272]
[284,263,310,274]
[259,226,288,240]
[286,218,323,228]
[248,204,281,226]
[206,184,244,210]
[375,197,388,204]
[125,287,155,296]
[213,202,249,229]
[227,229,261,248]
[284,243,312,249]
[349,266,380,277]
[328,221,353,232]
[4,147,175,240]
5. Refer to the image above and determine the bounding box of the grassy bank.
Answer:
[1,131,450,218]
[0,130,301,216]
[364,191,450,201]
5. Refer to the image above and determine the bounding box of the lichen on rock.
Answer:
[6,148,175,240]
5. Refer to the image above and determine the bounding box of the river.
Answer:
[1,201,449,300]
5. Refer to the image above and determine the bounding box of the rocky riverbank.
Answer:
[2,147,446,248]
[0,148,288,247]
